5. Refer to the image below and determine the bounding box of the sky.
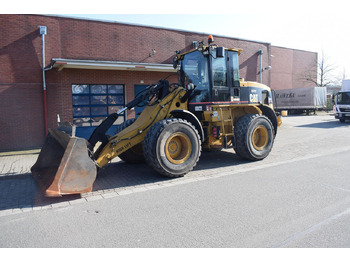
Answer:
[8,0,350,83]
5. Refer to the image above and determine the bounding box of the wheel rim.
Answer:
[252,125,268,150]
[165,132,192,164]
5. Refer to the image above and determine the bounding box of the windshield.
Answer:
[180,50,210,103]
[337,92,350,104]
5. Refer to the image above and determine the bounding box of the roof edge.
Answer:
[34,14,272,46]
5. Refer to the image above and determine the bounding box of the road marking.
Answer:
[229,146,350,176]
[270,208,350,248]
[321,183,350,193]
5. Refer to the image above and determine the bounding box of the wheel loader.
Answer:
[31,36,282,197]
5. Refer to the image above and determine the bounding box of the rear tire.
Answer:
[115,118,145,163]
[143,118,201,177]
[234,114,274,161]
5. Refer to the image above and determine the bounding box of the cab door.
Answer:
[211,50,229,102]
[211,50,240,102]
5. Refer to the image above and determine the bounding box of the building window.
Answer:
[72,84,125,127]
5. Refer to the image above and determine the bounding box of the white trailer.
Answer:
[274,86,327,114]
[334,79,350,123]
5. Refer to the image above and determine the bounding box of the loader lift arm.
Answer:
[93,80,192,168]
[88,81,164,151]
[88,79,185,160]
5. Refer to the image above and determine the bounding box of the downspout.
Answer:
[39,26,48,135]
[258,49,263,83]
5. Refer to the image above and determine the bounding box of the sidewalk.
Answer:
[0,149,172,215]
[0,147,238,216]
[0,150,40,215]
[0,149,39,175]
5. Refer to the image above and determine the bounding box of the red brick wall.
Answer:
[292,49,318,88]
[0,84,44,150]
[271,46,317,90]
[0,15,59,151]
[0,14,317,151]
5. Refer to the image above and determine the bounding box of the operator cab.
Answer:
[176,42,241,104]
[174,35,273,112]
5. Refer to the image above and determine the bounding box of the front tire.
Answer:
[143,118,201,177]
[234,114,274,161]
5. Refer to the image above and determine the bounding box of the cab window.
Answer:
[337,92,350,104]
[180,50,210,103]
[228,51,240,88]
[212,56,227,87]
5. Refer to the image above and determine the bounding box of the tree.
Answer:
[335,67,349,86]
[302,51,337,87]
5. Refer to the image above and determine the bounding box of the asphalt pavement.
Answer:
[1,113,350,248]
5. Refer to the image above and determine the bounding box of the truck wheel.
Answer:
[234,114,274,161]
[115,118,145,163]
[340,119,345,123]
[143,118,201,177]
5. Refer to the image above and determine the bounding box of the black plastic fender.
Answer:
[258,105,278,135]
[170,109,204,142]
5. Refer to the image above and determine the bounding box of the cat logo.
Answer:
[250,94,258,103]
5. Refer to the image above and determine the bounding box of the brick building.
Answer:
[0,14,317,151]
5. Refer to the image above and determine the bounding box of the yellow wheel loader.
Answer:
[31,36,282,197]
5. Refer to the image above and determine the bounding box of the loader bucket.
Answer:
[31,125,97,197]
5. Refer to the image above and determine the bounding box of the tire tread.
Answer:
[234,114,274,161]
[143,118,201,177]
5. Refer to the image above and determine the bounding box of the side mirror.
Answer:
[216,47,224,58]
[173,56,178,69]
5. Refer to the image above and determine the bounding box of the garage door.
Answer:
[72,84,125,139]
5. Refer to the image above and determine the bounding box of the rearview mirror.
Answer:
[216,47,224,58]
